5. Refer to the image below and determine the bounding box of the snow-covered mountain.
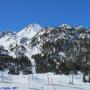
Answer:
[0,24,90,75]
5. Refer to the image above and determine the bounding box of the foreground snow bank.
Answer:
[0,72,90,90]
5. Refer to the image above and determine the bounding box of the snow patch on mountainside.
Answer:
[0,34,16,50]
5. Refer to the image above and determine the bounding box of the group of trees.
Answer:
[0,54,32,75]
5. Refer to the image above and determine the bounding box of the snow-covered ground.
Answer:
[0,72,90,90]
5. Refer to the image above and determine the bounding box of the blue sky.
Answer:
[0,0,90,32]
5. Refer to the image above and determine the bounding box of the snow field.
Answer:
[0,73,90,90]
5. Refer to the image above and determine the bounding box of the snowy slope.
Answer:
[0,72,90,90]
[0,33,16,50]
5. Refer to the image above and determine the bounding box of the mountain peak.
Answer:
[17,23,42,39]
